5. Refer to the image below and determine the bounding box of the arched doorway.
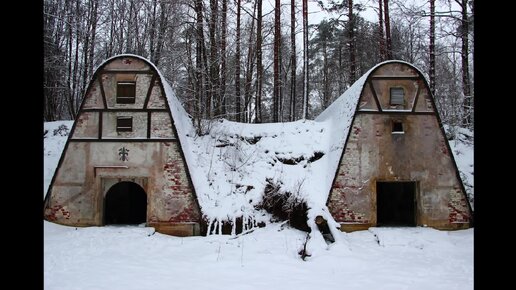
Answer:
[104,181,147,225]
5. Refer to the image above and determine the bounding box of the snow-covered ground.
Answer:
[44,120,473,290]
[45,221,472,290]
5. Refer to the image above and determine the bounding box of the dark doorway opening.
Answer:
[105,181,147,225]
[377,181,416,226]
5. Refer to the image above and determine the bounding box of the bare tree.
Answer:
[273,0,281,122]
[383,0,392,59]
[243,1,257,123]
[429,0,436,95]
[81,0,99,99]
[220,0,228,117]
[348,0,357,83]
[290,0,297,121]
[378,0,386,60]
[208,0,219,118]
[194,0,207,131]
[256,0,263,123]
[42,0,473,132]
[302,0,308,119]
[456,0,472,126]
[235,0,242,122]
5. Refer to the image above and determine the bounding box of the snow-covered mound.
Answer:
[177,118,339,230]
[165,64,375,239]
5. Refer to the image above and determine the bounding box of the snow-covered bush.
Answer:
[257,178,310,232]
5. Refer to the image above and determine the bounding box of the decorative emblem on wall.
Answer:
[118,147,130,162]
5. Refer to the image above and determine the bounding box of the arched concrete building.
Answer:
[319,61,472,231]
[43,55,202,236]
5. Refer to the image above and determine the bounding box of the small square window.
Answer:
[117,81,136,104]
[392,121,404,134]
[117,116,133,132]
[390,87,404,106]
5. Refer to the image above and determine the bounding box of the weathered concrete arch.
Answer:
[44,55,202,236]
[104,181,147,225]
[326,60,472,231]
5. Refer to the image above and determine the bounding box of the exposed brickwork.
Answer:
[439,138,449,156]
[162,142,201,222]
[329,132,370,224]
[448,187,470,223]
[44,204,71,221]
[329,200,368,223]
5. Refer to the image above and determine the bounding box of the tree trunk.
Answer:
[383,0,392,59]
[149,0,158,63]
[459,0,472,126]
[378,0,386,61]
[429,0,436,95]
[290,0,297,121]
[220,0,227,118]
[66,1,73,118]
[154,1,169,65]
[348,0,356,83]
[208,0,219,118]
[82,0,92,99]
[185,29,195,115]
[126,0,134,52]
[235,0,242,122]
[323,40,329,107]
[256,0,263,123]
[88,0,98,77]
[69,0,81,118]
[244,1,257,123]
[302,0,309,119]
[338,46,343,94]
[82,0,99,99]
[108,0,115,56]
[273,0,281,122]
[194,0,205,132]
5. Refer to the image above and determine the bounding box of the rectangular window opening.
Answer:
[392,121,404,134]
[117,81,136,104]
[390,87,405,106]
[117,116,133,132]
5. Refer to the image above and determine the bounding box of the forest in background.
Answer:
[43,0,474,135]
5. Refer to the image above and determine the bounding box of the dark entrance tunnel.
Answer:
[104,181,147,225]
[377,181,416,226]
